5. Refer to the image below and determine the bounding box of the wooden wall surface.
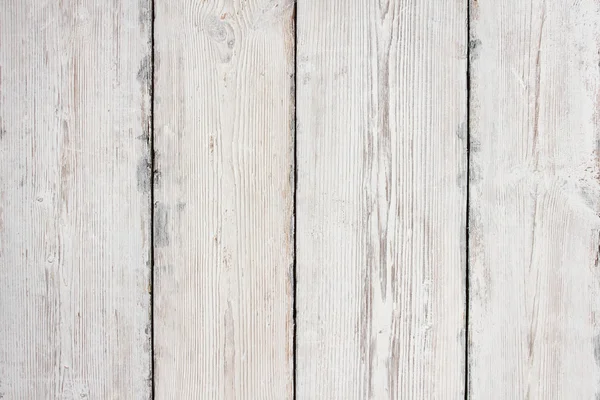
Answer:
[1,1,598,398]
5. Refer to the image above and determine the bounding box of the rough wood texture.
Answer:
[153,0,295,398]
[469,0,600,398]
[296,1,467,398]
[0,1,152,398]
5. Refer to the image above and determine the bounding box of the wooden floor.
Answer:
[1,0,599,398]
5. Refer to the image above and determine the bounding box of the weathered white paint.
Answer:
[296,1,468,398]
[153,0,295,398]
[469,0,600,397]
[0,0,152,398]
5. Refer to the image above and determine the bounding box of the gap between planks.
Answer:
[292,2,299,400]
[465,0,472,399]
[150,0,156,398]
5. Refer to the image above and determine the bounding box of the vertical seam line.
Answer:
[149,0,156,398]
[292,1,298,399]
[465,1,472,399]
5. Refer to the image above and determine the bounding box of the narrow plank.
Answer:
[0,0,152,398]
[153,0,294,398]
[469,0,600,397]
[296,1,467,398]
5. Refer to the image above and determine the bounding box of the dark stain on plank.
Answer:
[139,0,151,27]
[154,202,170,247]
[469,39,482,60]
[456,121,467,140]
[137,157,151,193]
[593,333,600,366]
[137,54,151,86]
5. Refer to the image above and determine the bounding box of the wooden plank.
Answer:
[469,0,600,397]
[296,1,467,398]
[0,1,152,398]
[153,0,294,398]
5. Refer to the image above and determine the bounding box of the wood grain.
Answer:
[0,0,152,398]
[296,1,468,398]
[153,0,295,398]
[469,0,600,397]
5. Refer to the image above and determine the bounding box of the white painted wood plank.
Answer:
[469,1,600,398]
[0,1,152,398]
[153,0,294,398]
[296,1,468,398]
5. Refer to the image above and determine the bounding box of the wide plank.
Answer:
[296,1,468,398]
[0,1,152,398]
[469,0,600,397]
[153,0,295,398]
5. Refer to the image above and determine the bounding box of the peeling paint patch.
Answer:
[470,39,482,60]
[456,121,467,140]
[137,54,151,86]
